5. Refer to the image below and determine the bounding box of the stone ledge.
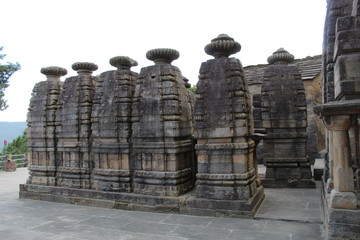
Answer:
[314,99,360,116]
[261,178,316,188]
[19,184,264,218]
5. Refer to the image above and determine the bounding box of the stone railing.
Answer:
[0,153,28,171]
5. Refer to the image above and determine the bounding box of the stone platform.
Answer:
[1,168,323,240]
[19,183,265,218]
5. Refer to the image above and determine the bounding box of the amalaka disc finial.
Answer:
[41,66,68,78]
[204,34,241,58]
[72,62,98,73]
[110,56,138,70]
[267,48,294,64]
[146,48,179,65]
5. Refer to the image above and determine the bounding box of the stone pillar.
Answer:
[326,130,335,193]
[91,56,138,192]
[190,34,264,216]
[56,62,97,189]
[27,66,67,185]
[131,48,195,196]
[325,114,356,209]
[260,48,315,188]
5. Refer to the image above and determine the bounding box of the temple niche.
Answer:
[27,67,67,186]
[256,48,315,188]
[55,62,98,189]
[91,56,138,192]
[131,48,196,196]
[189,34,264,215]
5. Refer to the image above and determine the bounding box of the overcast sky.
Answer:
[0,0,326,122]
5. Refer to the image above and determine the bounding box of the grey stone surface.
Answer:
[3,168,324,239]
[314,158,325,181]
[322,0,353,102]
[91,56,137,192]
[131,48,195,196]
[27,66,66,186]
[193,34,264,214]
[55,62,98,189]
[247,54,326,165]
[256,48,315,188]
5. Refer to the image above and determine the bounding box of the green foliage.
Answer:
[188,85,196,93]
[2,130,28,155]
[0,46,21,111]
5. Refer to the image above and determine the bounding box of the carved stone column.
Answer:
[27,66,66,185]
[56,62,97,189]
[91,56,138,192]
[325,114,356,209]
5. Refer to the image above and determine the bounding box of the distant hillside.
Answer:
[0,122,27,152]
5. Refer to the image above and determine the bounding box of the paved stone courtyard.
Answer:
[0,168,323,240]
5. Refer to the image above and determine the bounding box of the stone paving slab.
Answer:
[0,168,324,239]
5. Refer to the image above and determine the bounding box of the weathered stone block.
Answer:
[334,54,360,100]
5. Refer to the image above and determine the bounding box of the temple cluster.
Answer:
[24,34,268,215]
[20,4,360,235]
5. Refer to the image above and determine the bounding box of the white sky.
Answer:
[0,0,326,122]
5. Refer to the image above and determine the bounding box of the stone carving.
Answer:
[131,48,195,196]
[191,34,264,214]
[91,56,138,192]
[56,62,98,188]
[260,48,315,188]
[27,66,67,185]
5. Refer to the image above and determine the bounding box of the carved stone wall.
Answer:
[322,0,353,103]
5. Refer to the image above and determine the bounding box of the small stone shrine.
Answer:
[131,48,195,196]
[189,34,264,215]
[91,56,138,192]
[27,66,67,185]
[55,62,98,189]
[257,48,315,188]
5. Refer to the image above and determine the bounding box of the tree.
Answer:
[2,130,28,155]
[0,47,21,110]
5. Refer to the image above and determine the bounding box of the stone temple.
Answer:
[20,1,360,237]
[254,48,315,188]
